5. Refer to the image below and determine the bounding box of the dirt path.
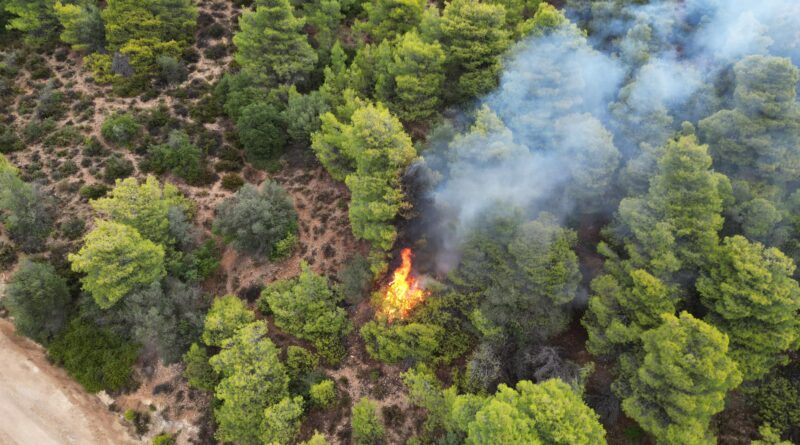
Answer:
[0,319,139,445]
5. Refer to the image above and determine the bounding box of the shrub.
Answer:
[0,124,22,153]
[237,101,286,167]
[0,241,16,270]
[286,346,319,377]
[103,155,134,182]
[23,118,57,143]
[156,56,188,86]
[221,173,244,191]
[337,254,373,304]
[5,260,70,344]
[101,113,141,148]
[152,433,176,445]
[182,343,219,392]
[48,319,140,392]
[79,183,110,200]
[745,374,800,435]
[310,379,336,408]
[352,398,384,445]
[213,182,297,257]
[60,218,86,240]
[145,130,208,185]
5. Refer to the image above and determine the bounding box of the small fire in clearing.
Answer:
[382,248,428,321]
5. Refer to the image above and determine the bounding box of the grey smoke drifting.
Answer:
[418,0,800,273]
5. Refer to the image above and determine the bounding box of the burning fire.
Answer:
[382,248,428,321]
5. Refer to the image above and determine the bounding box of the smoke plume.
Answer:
[416,0,800,274]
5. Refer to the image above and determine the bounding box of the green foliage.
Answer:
[260,395,304,445]
[48,318,139,393]
[54,1,105,52]
[237,101,287,165]
[299,432,331,445]
[4,0,60,45]
[213,182,298,258]
[201,294,255,347]
[382,30,446,123]
[309,379,336,408]
[0,173,53,252]
[101,113,142,148]
[336,254,373,304]
[464,379,606,445]
[286,345,319,377]
[5,260,70,345]
[622,312,742,445]
[259,263,350,363]
[454,210,580,344]
[91,176,189,245]
[233,0,317,87]
[69,220,166,309]
[221,173,244,191]
[698,236,800,380]
[208,321,289,445]
[360,319,442,364]
[440,0,510,102]
[103,154,135,182]
[284,87,329,146]
[151,433,176,445]
[312,102,417,273]
[145,130,208,185]
[352,397,385,445]
[744,374,800,437]
[752,424,792,445]
[183,342,219,392]
[357,0,425,42]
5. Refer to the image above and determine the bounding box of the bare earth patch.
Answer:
[0,318,139,445]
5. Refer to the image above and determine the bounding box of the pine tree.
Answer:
[357,0,425,42]
[233,0,317,87]
[384,30,446,123]
[622,312,742,445]
[69,220,166,309]
[698,236,800,380]
[440,0,510,102]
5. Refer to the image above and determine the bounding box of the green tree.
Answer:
[360,319,442,364]
[48,318,139,392]
[100,112,141,148]
[454,210,581,344]
[310,379,336,407]
[752,424,793,445]
[312,102,417,272]
[233,0,317,87]
[697,236,800,380]
[237,101,287,165]
[465,379,606,445]
[357,0,425,42]
[54,1,106,52]
[622,312,742,445]
[440,0,510,102]
[69,220,166,309]
[284,87,330,146]
[0,175,53,253]
[4,0,60,45]
[260,396,304,445]
[201,294,255,347]
[213,182,298,258]
[259,263,351,363]
[208,321,289,445]
[383,30,446,123]
[5,260,70,345]
[91,176,189,245]
[148,0,197,46]
[300,432,331,445]
[101,0,162,51]
[700,56,800,186]
[352,397,385,445]
[145,130,207,185]
[182,342,219,392]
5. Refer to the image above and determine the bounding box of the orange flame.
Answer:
[383,248,428,321]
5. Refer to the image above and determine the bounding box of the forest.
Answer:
[0,0,799,444]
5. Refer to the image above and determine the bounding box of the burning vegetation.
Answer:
[381,248,428,321]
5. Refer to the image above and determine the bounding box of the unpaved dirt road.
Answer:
[0,318,139,445]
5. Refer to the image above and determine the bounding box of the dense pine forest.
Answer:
[0,0,799,444]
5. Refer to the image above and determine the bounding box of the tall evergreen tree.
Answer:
[439,0,510,102]
[622,312,742,445]
[233,0,317,87]
[698,235,800,380]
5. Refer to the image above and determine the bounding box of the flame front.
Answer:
[383,248,427,321]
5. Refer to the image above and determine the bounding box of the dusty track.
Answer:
[0,319,139,445]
